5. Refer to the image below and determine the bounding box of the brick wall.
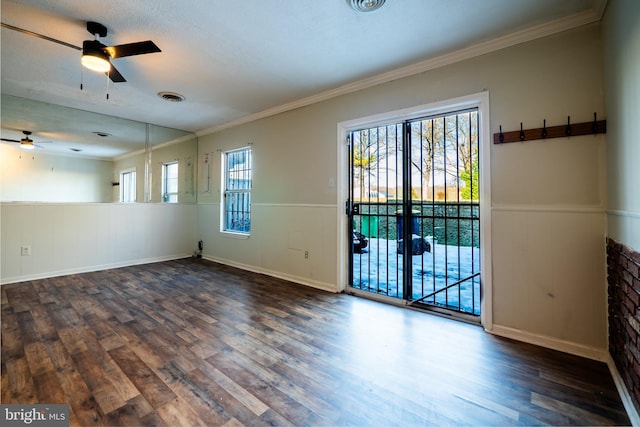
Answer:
[607,237,640,413]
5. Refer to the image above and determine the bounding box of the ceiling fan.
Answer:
[1,131,50,150]
[1,21,161,83]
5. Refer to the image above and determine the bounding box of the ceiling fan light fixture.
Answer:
[81,52,111,72]
[20,139,35,150]
[348,0,386,12]
[81,41,111,72]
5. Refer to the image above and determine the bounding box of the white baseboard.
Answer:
[0,254,193,285]
[607,355,640,426]
[487,324,608,361]
[202,255,338,293]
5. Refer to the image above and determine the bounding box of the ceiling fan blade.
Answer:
[106,41,160,59]
[107,63,126,83]
[1,22,81,51]
[1,138,21,143]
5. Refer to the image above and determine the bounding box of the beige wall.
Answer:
[198,23,608,351]
[0,144,114,202]
[1,203,197,284]
[1,136,199,284]
[603,0,640,251]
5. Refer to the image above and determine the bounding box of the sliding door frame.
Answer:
[336,92,493,329]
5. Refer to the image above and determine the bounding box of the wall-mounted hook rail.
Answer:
[494,116,606,144]
[519,123,525,141]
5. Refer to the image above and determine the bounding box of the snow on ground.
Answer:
[352,237,481,315]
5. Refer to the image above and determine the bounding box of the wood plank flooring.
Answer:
[1,258,631,426]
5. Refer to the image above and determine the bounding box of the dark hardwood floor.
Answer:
[1,258,631,426]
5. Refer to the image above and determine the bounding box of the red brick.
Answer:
[622,302,632,319]
[629,325,639,345]
[634,359,640,377]
[623,270,634,287]
[631,367,640,391]
[628,288,640,306]
[608,238,640,412]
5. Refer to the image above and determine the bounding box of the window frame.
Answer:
[221,147,252,236]
[161,161,179,203]
[119,168,136,203]
[337,91,492,328]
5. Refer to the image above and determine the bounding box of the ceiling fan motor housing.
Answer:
[83,40,109,58]
[87,21,107,38]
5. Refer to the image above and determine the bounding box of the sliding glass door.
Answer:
[348,109,481,319]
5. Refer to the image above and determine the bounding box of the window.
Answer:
[120,169,136,203]
[222,147,252,234]
[162,161,179,203]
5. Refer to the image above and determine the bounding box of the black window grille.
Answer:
[223,148,252,233]
[349,109,480,317]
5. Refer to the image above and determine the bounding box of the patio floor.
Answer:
[352,237,481,315]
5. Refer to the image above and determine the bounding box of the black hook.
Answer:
[542,119,548,138]
[519,122,525,141]
[499,125,504,143]
[592,112,598,133]
[565,116,572,136]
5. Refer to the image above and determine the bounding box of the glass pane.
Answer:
[350,109,480,317]
[223,148,252,233]
[121,171,136,203]
[225,191,251,233]
[163,162,179,202]
[408,109,480,315]
[167,163,178,192]
[351,124,405,298]
[227,149,252,190]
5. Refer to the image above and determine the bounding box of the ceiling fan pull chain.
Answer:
[80,65,84,91]
[106,73,110,100]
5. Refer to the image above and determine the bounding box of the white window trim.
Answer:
[220,147,252,236]
[162,161,179,203]
[119,167,137,203]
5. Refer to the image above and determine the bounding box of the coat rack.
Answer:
[494,113,606,144]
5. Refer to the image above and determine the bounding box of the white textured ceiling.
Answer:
[1,0,606,158]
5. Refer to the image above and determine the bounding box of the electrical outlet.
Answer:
[21,246,31,256]
[304,250,309,259]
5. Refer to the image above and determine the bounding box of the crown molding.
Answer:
[197,9,602,137]
[112,132,197,162]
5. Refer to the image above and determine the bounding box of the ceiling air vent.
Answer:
[347,0,386,12]
[158,91,185,102]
